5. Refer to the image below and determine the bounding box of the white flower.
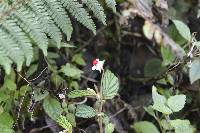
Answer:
[92,58,104,73]
[59,130,67,133]
[58,94,65,99]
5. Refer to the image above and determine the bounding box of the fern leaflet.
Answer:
[105,0,116,12]
[83,0,106,25]
[61,0,96,34]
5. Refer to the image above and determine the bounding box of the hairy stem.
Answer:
[98,69,104,133]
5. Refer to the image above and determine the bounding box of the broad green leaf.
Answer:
[172,20,191,41]
[43,96,63,120]
[105,123,115,133]
[57,115,72,133]
[161,46,175,66]
[144,105,155,118]
[161,119,172,130]
[75,104,96,118]
[167,95,186,112]
[60,63,83,78]
[144,59,166,77]
[19,86,30,96]
[3,78,16,91]
[132,121,160,133]
[0,125,14,133]
[34,89,49,102]
[68,88,96,98]
[0,90,10,102]
[50,73,65,88]
[0,112,14,133]
[69,81,79,90]
[66,113,76,127]
[189,59,200,83]
[168,25,187,45]
[170,119,193,133]
[72,54,86,66]
[102,70,119,99]
[152,86,172,114]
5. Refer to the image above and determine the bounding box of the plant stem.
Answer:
[155,112,165,133]
[98,101,103,133]
[98,69,104,133]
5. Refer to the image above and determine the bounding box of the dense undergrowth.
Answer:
[0,0,200,133]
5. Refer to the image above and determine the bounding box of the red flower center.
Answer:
[92,59,98,65]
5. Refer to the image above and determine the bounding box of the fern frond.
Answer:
[2,19,33,66]
[0,28,24,71]
[13,6,49,55]
[82,0,106,25]
[43,0,73,41]
[0,46,12,74]
[105,0,116,12]
[61,0,96,34]
[29,0,62,47]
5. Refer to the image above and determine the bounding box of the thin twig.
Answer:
[81,75,98,82]
[28,67,47,82]
[109,107,127,119]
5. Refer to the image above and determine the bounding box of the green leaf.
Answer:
[102,70,119,99]
[34,89,49,102]
[167,95,186,112]
[66,113,76,127]
[168,25,187,45]
[144,59,166,77]
[0,106,3,115]
[161,46,175,66]
[68,88,96,98]
[50,73,65,88]
[72,54,86,66]
[43,96,63,120]
[0,112,14,133]
[172,20,191,41]
[75,104,96,118]
[3,78,16,91]
[161,119,172,130]
[0,90,10,102]
[60,63,83,78]
[57,115,72,133]
[105,0,117,12]
[152,86,172,114]
[189,59,200,83]
[170,119,193,133]
[105,123,115,133]
[144,105,155,118]
[132,121,160,133]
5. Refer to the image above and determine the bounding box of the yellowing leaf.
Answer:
[143,20,155,40]
[105,123,115,133]
[57,115,72,133]
[68,88,96,98]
